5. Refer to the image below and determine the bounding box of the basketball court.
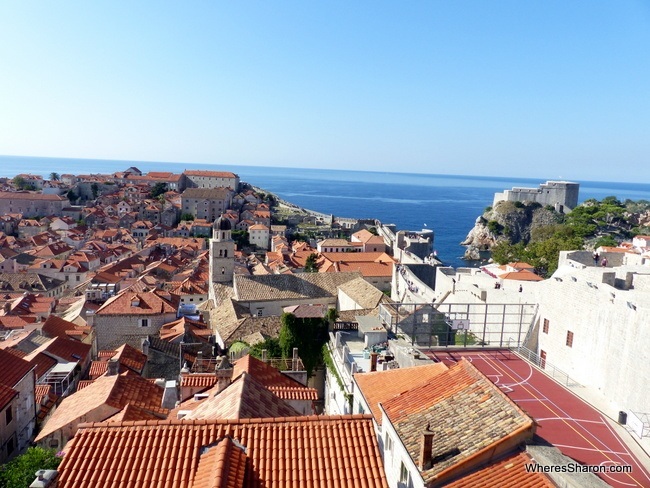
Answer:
[425,348,650,488]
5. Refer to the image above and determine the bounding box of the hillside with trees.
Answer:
[462,197,650,277]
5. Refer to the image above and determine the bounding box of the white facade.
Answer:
[535,254,650,414]
[248,224,270,250]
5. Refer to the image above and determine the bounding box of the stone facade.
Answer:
[93,312,178,351]
[493,180,580,212]
[181,188,233,222]
[183,170,240,191]
[0,191,69,218]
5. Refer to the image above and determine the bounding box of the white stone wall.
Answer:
[536,268,650,413]
[381,408,422,488]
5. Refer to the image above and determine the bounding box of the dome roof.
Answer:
[213,216,232,231]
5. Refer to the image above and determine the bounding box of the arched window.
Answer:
[221,267,225,274]
[219,249,223,257]
[224,250,228,257]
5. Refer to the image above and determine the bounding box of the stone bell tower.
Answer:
[210,216,235,284]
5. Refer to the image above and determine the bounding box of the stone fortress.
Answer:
[493,180,580,213]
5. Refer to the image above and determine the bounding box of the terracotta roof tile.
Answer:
[444,450,555,487]
[56,415,388,488]
[180,374,219,389]
[233,355,318,401]
[381,359,535,486]
[184,170,237,178]
[192,436,247,488]
[185,372,302,420]
[35,373,167,442]
[354,362,448,424]
[0,383,18,410]
[0,348,35,388]
[96,289,179,315]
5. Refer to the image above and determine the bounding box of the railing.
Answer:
[333,321,358,331]
[511,345,582,388]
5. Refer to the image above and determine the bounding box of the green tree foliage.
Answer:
[487,220,503,235]
[231,230,249,249]
[0,447,62,488]
[49,172,60,181]
[279,312,329,377]
[180,213,195,221]
[304,253,319,272]
[11,176,35,190]
[149,182,168,198]
[91,182,100,199]
[594,235,618,248]
[249,337,283,359]
[66,189,77,202]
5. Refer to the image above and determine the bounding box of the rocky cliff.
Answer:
[461,201,560,260]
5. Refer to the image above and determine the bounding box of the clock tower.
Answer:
[210,216,235,284]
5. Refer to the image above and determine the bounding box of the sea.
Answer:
[1,155,649,269]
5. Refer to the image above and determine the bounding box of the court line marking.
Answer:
[551,444,632,456]
[476,353,650,486]
[535,417,606,424]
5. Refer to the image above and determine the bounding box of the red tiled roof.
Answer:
[96,289,179,315]
[500,270,544,282]
[0,191,67,201]
[185,372,301,420]
[113,343,147,373]
[233,355,318,401]
[381,359,535,486]
[0,348,35,388]
[444,450,555,487]
[43,336,92,363]
[184,170,237,178]
[27,352,58,380]
[180,374,218,390]
[192,436,247,488]
[35,373,167,442]
[76,380,95,391]
[57,415,388,488]
[354,362,448,424]
[0,383,18,410]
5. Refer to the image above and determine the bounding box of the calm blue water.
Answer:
[1,155,649,268]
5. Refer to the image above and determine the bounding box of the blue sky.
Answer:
[1,1,649,182]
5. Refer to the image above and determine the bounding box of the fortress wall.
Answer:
[536,275,650,413]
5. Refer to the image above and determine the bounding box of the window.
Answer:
[5,406,12,425]
[256,309,263,317]
[400,462,409,484]
[542,318,549,334]
[385,433,393,452]
[566,331,574,347]
[139,318,150,328]
[6,436,15,456]
[540,350,547,369]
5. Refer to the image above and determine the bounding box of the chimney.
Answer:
[419,424,435,471]
[214,355,233,394]
[29,469,58,488]
[292,347,299,371]
[370,352,378,372]
[141,338,150,356]
[106,358,119,376]
[261,349,267,363]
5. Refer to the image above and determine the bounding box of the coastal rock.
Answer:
[461,201,560,260]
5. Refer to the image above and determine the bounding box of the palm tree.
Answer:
[49,172,60,181]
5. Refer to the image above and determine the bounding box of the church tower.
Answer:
[210,216,235,284]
